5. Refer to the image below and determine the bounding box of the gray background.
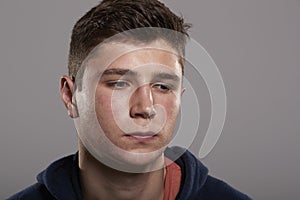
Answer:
[1,0,299,199]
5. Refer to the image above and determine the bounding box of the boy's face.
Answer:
[74,40,184,171]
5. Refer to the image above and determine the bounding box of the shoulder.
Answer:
[198,175,252,200]
[7,183,54,200]
[166,147,251,199]
[7,153,78,200]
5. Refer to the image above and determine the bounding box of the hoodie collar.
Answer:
[165,147,209,199]
[36,147,208,200]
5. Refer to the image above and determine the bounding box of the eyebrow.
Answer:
[102,68,138,76]
[152,72,180,82]
[101,68,180,82]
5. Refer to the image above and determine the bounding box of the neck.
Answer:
[78,142,165,200]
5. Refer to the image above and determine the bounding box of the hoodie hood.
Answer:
[9,147,251,199]
[37,153,82,200]
[36,147,209,200]
[165,146,209,199]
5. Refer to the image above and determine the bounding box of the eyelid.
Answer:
[152,82,174,91]
[106,80,131,89]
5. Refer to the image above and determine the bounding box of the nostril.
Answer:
[130,107,156,119]
[147,107,156,119]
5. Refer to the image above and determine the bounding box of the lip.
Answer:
[124,132,158,141]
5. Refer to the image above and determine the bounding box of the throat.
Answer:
[79,148,165,200]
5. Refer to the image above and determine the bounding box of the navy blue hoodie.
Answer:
[8,147,251,200]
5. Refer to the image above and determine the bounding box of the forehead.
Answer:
[86,39,182,76]
[111,47,178,66]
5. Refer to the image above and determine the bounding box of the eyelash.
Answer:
[152,83,173,92]
[105,80,174,92]
[106,80,130,89]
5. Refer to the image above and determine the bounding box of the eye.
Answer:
[152,83,172,92]
[106,80,130,89]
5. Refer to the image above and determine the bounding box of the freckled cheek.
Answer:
[94,93,114,122]
[95,92,129,120]
[157,96,180,120]
[157,97,180,143]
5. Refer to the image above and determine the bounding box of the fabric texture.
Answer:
[163,158,182,200]
[7,147,252,200]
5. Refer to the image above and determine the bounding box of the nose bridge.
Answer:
[130,84,155,118]
[134,84,153,108]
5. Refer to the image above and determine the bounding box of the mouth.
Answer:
[124,132,158,141]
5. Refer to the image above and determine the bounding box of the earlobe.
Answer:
[60,76,78,118]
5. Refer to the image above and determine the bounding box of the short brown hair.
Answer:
[68,0,191,78]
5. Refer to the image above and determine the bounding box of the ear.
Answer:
[181,87,186,97]
[60,75,78,118]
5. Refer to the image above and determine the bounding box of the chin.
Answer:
[97,145,166,173]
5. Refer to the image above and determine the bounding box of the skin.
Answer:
[60,40,185,200]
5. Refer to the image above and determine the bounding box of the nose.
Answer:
[130,85,156,119]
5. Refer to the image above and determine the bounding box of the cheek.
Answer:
[95,93,111,112]
[154,96,180,135]
[95,92,114,126]
[95,91,129,124]
[157,94,180,119]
